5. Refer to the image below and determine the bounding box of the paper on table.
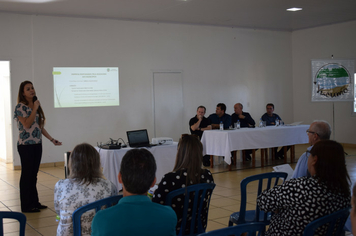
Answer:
[273,164,294,181]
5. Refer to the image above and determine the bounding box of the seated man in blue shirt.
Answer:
[261,103,281,126]
[261,103,287,159]
[292,120,331,178]
[91,149,177,236]
[208,103,231,130]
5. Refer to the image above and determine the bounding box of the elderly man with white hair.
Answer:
[292,120,331,178]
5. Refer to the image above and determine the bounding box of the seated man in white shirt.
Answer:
[292,120,331,178]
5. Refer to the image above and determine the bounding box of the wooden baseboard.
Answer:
[13,161,64,170]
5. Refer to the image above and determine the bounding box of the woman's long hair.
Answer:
[17,81,46,129]
[310,140,350,197]
[69,143,103,185]
[173,134,203,185]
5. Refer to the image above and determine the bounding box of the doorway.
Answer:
[0,61,13,163]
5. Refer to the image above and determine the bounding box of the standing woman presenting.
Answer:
[14,80,62,213]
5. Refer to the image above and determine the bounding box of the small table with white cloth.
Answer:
[95,143,178,191]
[201,125,309,168]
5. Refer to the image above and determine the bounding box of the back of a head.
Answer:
[310,140,350,196]
[313,120,331,140]
[120,149,157,194]
[69,143,103,184]
[174,134,203,184]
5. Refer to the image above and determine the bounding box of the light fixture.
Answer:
[287,7,302,12]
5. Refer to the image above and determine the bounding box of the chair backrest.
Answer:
[303,207,350,236]
[165,183,216,236]
[197,222,266,236]
[0,211,26,236]
[72,195,123,236]
[239,172,288,224]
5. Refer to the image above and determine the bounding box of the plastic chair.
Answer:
[0,211,26,236]
[165,183,216,236]
[303,207,350,236]
[72,195,123,236]
[228,172,288,226]
[197,222,266,236]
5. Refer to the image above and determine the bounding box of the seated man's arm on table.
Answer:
[244,113,255,127]
[201,125,212,131]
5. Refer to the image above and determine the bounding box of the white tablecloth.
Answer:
[201,125,309,165]
[96,143,178,190]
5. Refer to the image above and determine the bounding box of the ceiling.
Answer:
[0,0,356,31]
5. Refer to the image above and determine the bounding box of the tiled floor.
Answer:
[0,143,355,235]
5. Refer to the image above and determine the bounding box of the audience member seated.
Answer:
[91,149,177,236]
[54,143,117,236]
[257,140,351,235]
[153,134,214,235]
[292,120,331,178]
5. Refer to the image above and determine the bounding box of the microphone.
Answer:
[33,96,42,112]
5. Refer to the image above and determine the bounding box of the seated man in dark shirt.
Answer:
[208,103,231,130]
[231,103,255,128]
[189,106,212,167]
[189,105,212,139]
[261,103,289,159]
[231,103,255,161]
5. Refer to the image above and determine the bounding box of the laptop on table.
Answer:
[126,129,156,148]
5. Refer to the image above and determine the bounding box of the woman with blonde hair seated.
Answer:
[257,140,351,235]
[153,134,214,235]
[54,143,117,236]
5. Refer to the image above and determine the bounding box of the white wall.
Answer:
[291,20,356,144]
[1,13,294,166]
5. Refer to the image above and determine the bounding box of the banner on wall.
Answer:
[311,59,354,102]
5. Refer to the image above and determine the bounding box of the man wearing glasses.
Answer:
[292,120,331,178]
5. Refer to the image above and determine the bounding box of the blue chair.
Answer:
[72,195,123,236]
[303,207,350,236]
[197,222,266,236]
[165,183,216,236]
[228,172,288,226]
[0,211,26,236]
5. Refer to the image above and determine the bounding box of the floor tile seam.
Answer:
[24,222,44,236]
[38,169,62,179]
[0,179,19,190]
[208,219,227,225]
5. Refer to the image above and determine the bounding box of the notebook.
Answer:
[126,129,155,148]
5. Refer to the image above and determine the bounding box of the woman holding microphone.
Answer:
[14,80,62,213]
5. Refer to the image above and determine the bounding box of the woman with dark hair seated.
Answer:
[152,134,214,235]
[54,143,117,236]
[257,140,351,235]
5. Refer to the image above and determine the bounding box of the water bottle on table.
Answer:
[219,121,224,131]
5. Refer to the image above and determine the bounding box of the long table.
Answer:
[96,143,178,190]
[201,125,309,167]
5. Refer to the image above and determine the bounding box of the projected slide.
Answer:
[53,67,119,108]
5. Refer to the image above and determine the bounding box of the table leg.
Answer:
[242,150,246,164]
[291,145,295,163]
[284,146,287,164]
[265,149,268,164]
[261,149,265,167]
[252,149,256,168]
[210,155,214,168]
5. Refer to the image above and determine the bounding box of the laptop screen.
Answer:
[126,129,150,147]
